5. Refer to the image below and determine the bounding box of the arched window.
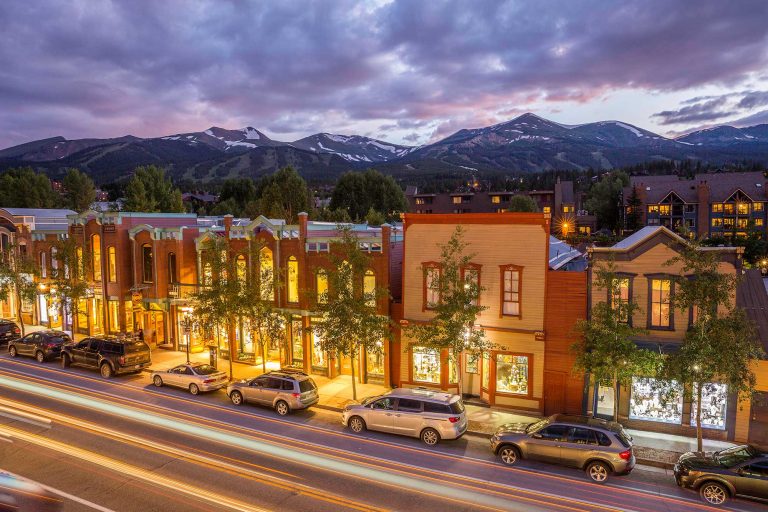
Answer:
[316,269,328,304]
[259,247,274,300]
[107,247,116,282]
[364,270,376,308]
[40,251,47,278]
[141,244,153,283]
[236,254,246,283]
[92,234,101,281]
[50,247,58,272]
[287,256,299,303]
[168,252,177,284]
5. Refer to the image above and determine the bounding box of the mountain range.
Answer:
[1,113,767,184]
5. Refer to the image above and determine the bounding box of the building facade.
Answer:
[588,226,744,439]
[395,213,550,411]
[623,171,768,238]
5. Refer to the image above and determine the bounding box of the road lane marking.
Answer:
[1,469,118,512]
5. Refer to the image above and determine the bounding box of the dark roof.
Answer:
[558,181,575,204]
[737,269,768,352]
[628,171,767,204]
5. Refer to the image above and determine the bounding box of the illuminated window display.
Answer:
[496,354,529,395]
[366,343,385,378]
[291,318,303,367]
[311,321,326,368]
[629,377,682,424]
[482,353,489,389]
[412,346,440,384]
[596,385,615,417]
[691,383,728,430]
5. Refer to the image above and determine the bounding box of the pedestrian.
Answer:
[137,327,144,342]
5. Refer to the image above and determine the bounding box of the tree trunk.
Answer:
[696,382,703,453]
[612,372,619,422]
[16,290,24,336]
[261,338,267,374]
[350,348,357,401]
[455,353,463,399]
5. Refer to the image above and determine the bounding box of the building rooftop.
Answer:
[548,236,584,270]
[736,269,768,353]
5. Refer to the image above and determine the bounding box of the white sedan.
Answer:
[151,363,228,395]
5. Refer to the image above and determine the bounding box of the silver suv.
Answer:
[490,414,635,483]
[227,370,319,416]
[342,387,467,446]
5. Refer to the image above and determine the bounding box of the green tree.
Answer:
[573,260,661,421]
[0,244,39,336]
[312,227,391,400]
[506,195,538,212]
[315,207,352,223]
[364,207,387,226]
[255,167,311,223]
[330,169,407,222]
[49,237,92,336]
[662,238,764,451]
[404,226,492,397]
[585,171,629,232]
[0,167,60,208]
[624,187,643,233]
[190,236,241,380]
[62,168,96,213]
[213,178,259,217]
[123,165,184,213]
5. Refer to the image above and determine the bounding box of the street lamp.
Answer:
[180,306,193,364]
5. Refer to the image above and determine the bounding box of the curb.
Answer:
[635,458,675,470]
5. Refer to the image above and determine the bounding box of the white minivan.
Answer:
[342,387,467,445]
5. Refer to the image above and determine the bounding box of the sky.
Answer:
[1,0,767,150]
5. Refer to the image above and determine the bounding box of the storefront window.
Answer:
[412,346,440,384]
[629,377,682,424]
[124,302,133,332]
[496,354,529,395]
[92,297,103,333]
[465,353,479,374]
[596,384,615,417]
[239,318,254,356]
[366,342,385,378]
[291,318,303,367]
[311,318,326,368]
[448,349,458,384]
[108,247,116,282]
[108,300,120,333]
[76,298,88,332]
[691,383,728,430]
[482,353,490,389]
[92,235,101,281]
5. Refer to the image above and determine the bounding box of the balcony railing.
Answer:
[167,283,198,300]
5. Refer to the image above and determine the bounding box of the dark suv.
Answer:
[61,336,151,378]
[9,330,71,362]
[674,445,768,506]
[0,320,20,345]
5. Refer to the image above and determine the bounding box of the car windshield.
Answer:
[526,418,551,433]
[716,445,758,467]
[361,395,382,406]
[193,364,218,375]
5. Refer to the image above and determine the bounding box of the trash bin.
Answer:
[209,346,218,369]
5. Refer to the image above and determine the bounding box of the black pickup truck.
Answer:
[61,336,151,378]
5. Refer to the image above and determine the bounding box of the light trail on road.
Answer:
[0,372,622,512]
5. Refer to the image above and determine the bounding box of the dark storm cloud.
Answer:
[653,89,768,126]
[1,0,767,148]
[652,98,734,125]
[737,91,768,110]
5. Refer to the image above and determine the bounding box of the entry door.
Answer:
[544,371,565,416]
[339,356,352,376]
[750,392,768,446]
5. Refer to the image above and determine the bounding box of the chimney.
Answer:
[381,223,391,253]
[223,214,233,238]
[298,212,308,241]
[697,181,710,238]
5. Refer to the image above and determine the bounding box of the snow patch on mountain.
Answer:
[610,122,644,137]
[242,127,261,140]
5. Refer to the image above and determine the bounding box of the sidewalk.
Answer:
[21,323,740,469]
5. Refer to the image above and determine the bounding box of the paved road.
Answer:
[0,353,763,512]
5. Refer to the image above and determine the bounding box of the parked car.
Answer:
[227,370,319,415]
[0,471,62,512]
[0,319,20,346]
[674,444,768,506]
[342,387,467,446]
[61,336,151,378]
[490,414,635,483]
[8,330,71,362]
[152,362,228,395]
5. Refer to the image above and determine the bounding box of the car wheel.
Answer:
[35,351,45,363]
[230,391,243,406]
[700,481,729,506]
[498,445,521,466]
[100,363,113,379]
[420,428,440,446]
[8,346,16,357]
[348,416,366,433]
[586,461,610,483]
[61,354,71,368]
[153,376,163,387]
[275,400,289,416]
[189,383,200,395]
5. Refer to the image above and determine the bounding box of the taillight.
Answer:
[448,416,461,423]
[619,449,632,460]
[292,393,301,398]
[46,343,56,348]
[119,356,125,365]
[203,379,215,384]
[12,327,19,334]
